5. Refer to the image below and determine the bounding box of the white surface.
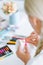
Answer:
[0,11,34,65]
[15,11,34,36]
[0,45,24,65]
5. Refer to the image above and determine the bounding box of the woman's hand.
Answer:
[16,32,39,64]
[25,32,39,46]
[16,44,30,64]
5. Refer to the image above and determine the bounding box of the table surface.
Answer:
[0,11,34,65]
[0,1,34,65]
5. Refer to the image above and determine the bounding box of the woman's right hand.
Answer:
[16,44,30,64]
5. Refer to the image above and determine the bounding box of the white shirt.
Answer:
[26,45,43,65]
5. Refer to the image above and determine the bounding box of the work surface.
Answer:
[0,1,34,65]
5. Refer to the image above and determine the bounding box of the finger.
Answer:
[16,45,21,55]
[25,37,32,43]
[24,44,28,53]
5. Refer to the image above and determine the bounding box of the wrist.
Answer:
[24,63,26,65]
[24,58,30,65]
[25,63,26,65]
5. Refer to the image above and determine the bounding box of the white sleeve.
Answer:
[26,58,34,65]
[26,44,37,65]
[27,44,37,58]
[26,51,43,65]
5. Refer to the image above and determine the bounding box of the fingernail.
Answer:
[25,43,27,46]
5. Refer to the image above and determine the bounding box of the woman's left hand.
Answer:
[25,32,39,46]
